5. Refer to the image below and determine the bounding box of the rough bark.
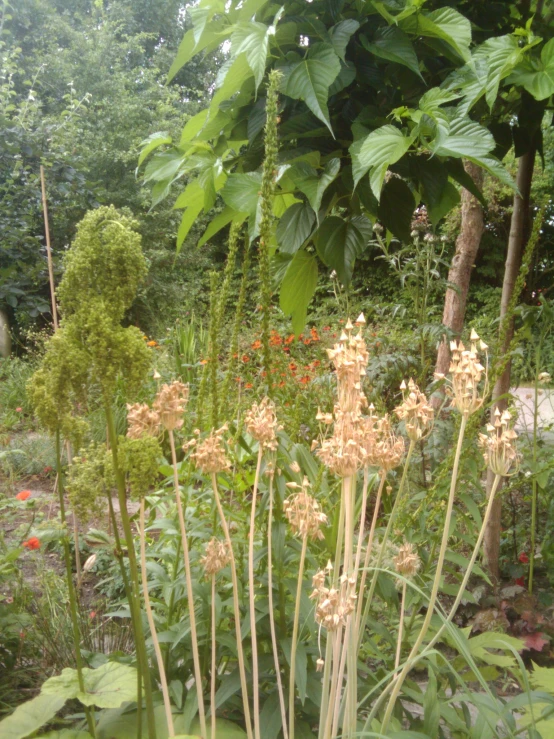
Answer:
[0,309,11,357]
[433,162,484,402]
[483,148,536,580]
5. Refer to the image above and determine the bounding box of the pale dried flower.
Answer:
[126,403,161,439]
[479,409,519,476]
[394,379,434,440]
[201,537,231,576]
[372,415,405,472]
[310,569,357,632]
[283,477,327,540]
[393,541,421,578]
[245,397,280,451]
[538,371,551,384]
[446,330,488,416]
[188,425,230,474]
[153,381,189,431]
[316,658,325,672]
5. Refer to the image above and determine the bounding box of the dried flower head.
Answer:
[538,371,551,385]
[284,477,327,540]
[188,425,230,474]
[245,397,280,451]
[479,408,519,476]
[394,379,434,440]
[201,537,231,576]
[153,381,189,431]
[437,329,488,417]
[310,568,357,632]
[393,541,421,578]
[326,319,368,413]
[372,415,405,472]
[127,402,160,439]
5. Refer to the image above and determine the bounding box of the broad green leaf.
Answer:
[350,124,413,196]
[402,8,471,62]
[428,181,460,224]
[138,132,172,167]
[174,179,205,211]
[0,694,66,739]
[329,19,360,61]
[259,692,283,739]
[474,35,525,108]
[362,26,422,79]
[416,156,448,210]
[177,204,204,251]
[377,177,416,243]
[191,718,246,737]
[221,172,262,213]
[210,54,254,113]
[231,22,271,89]
[143,150,183,183]
[314,215,371,285]
[180,110,209,144]
[446,159,486,206]
[37,733,91,738]
[296,157,340,216]
[277,203,316,254]
[280,250,318,334]
[279,44,341,134]
[168,16,229,82]
[530,662,554,692]
[423,669,440,737]
[42,664,138,709]
[514,38,554,101]
[432,117,495,159]
[198,208,247,247]
[273,192,302,218]
[467,155,515,190]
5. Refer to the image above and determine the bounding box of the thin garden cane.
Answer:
[138,497,175,738]
[248,446,263,739]
[288,533,308,739]
[55,431,97,739]
[210,471,254,739]
[168,429,207,738]
[210,573,217,739]
[395,581,407,669]
[267,472,288,739]
[380,415,468,733]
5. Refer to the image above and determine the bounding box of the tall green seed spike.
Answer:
[258,70,282,398]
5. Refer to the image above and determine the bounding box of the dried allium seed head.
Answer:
[153,381,189,431]
[393,541,421,578]
[316,658,325,672]
[283,477,327,540]
[372,415,405,472]
[202,537,231,576]
[479,409,519,476]
[126,403,160,439]
[309,570,357,632]
[446,330,489,416]
[188,425,230,474]
[245,397,280,451]
[326,323,369,414]
[394,379,434,440]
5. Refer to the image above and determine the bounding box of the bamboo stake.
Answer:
[40,165,58,330]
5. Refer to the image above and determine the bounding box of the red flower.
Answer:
[299,375,311,384]
[43,466,53,474]
[16,406,22,412]
[288,362,297,372]
[515,577,525,587]
[23,537,41,550]
[322,326,330,332]
[90,611,97,620]
[16,491,31,501]
[241,354,250,363]
[519,552,529,564]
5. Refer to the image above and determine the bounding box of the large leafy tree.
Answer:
[140,0,554,330]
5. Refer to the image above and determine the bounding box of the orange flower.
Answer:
[323,326,331,332]
[303,338,312,345]
[242,355,250,363]
[16,491,31,501]
[311,360,321,368]
[235,377,243,383]
[270,335,282,346]
[278,381,286,388]
[147,340,157,347]
[261,371,267,378]
[289,362,297,372]
[200,359,208,365]
[245,382,253,389]
[280,372,287,377]
[310,327,320,341]
[285,334,295,345]
[299,375,311,384]
[251,340,262,350]
[23,537,40,550]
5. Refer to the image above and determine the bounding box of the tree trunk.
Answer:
[483,148,536,580]
[0,309,11,357]
[433,162,484,399]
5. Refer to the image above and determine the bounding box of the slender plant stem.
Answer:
[343,476,357,737]
[381,416,468,732]
[139,498,175,737]
[210,575,217,739]
[55,431,97,739]
[323,630,342,739]
[107,494,143,739]
[169,430,207,738]
[395,582,407,670]
[105,403,157,739]
[355,473,386,634]
[289,535,308,739]
[210,472,254,739]
[529,343,540,593]
[164,534,182,676]
[330,625,348,739]
[267,474,288,739]
[248,447,263,739]
[353,468,370,580]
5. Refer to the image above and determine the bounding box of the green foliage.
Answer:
[117,435,161,500]
[66,444,112,523]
